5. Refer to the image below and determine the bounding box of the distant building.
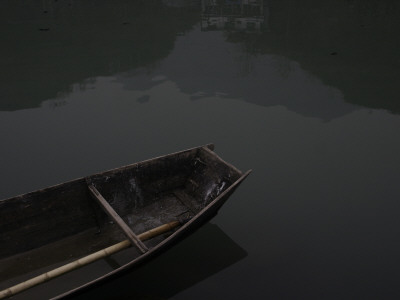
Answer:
[201,0,264,32]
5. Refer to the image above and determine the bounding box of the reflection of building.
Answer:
[201,0,264,32]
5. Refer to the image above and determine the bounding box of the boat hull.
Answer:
[0,144,251,299]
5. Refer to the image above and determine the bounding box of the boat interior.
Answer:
[0,146,243,293]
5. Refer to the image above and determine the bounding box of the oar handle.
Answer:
[0,221,181,299]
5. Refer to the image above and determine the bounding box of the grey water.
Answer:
[1,0,400,299]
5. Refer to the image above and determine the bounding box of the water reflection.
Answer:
[116,28,357,121]
[1,0,399,116]
[0,0,200,111]
[225,0,400,114]
[1,2,399,299]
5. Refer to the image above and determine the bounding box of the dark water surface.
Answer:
[1,0,400,299]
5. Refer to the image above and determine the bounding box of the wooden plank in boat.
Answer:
[87,184,148,254]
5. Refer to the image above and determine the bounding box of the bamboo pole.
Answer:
[0,221,180,299]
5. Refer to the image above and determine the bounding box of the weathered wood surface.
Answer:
[173,190,201,214]
[0,221,181,299]
[183,146,243,206]
[0,145,203,258]
[0,143,251,300]
[0,180,97,259]
[87,184,148,253]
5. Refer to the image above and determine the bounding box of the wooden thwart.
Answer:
[0,221,181,299]
[87,184,148,254]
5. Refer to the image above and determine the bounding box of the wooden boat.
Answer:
[0,144,251,299]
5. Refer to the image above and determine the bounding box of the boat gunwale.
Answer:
[52,164,251,299]
[51,146,251,299]
[200,145,243,176]
[1,144,251,299]
[0,144,215,204]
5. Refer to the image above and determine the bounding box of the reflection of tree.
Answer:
[225,0,400,114]
[0,0,200,111]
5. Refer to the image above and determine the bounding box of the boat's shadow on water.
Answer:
[67,222,247,300]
